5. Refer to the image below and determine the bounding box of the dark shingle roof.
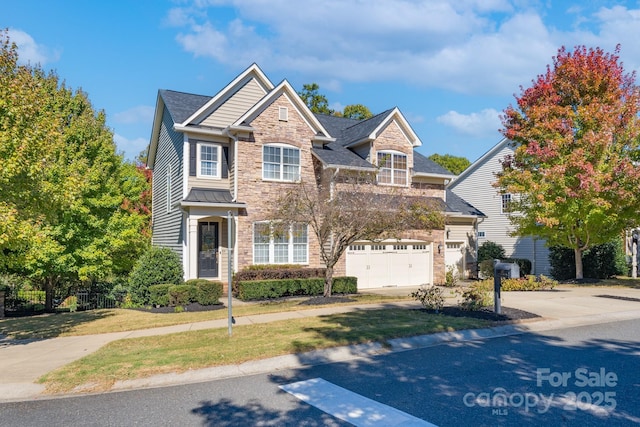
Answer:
[314,109,394,146]
[184,188,234,204]
[413,152,455,176]
[446,190,485,217]
[311,143,375,169]
[159,89,211,124]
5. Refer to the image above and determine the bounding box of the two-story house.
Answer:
[148,64,480,291]
[448,138,551,275]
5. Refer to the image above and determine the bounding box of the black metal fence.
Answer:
[3,289,117,317]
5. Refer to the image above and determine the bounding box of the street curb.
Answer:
[108,309,640,394]
[3,308,640,403]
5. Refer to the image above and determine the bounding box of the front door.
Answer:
[198,222,219,277]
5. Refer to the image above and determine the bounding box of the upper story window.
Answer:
[377,151,407,186]
[197,143,221,179]
[263,144,300,182]
[501,193,513,214]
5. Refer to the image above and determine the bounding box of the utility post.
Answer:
[227,211,235,337]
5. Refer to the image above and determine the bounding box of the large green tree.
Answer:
[428,153,470,175]
[298,83,374,119]
[298,83,333,115]
[497,45,640,279]
[0,31,150,309]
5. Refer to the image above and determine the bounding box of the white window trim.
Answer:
[253,222,308,265]
[262,143,301,182]
[197,142,222,179]
[501,193,512,214]
[279,106,288,121]
[377,150,408,187]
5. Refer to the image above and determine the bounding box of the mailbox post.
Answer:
[493,260,520,314]
[493,260,503,314]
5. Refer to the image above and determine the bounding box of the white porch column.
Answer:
[188,217,199,280]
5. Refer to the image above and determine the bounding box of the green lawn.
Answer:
[0,294,410,340]
[39,307,492,394]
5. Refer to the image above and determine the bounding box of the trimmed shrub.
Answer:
[128,247,184,305]
[168,284,196,306]
[410,285,445,312]
[476,275,557,291]
[148,284,172,307]
[234,267,324,283]
[186,279,223,305]
[236,277,357,301]
[550,241,626,280]
[332,277,358,294]
[478,241,506,262]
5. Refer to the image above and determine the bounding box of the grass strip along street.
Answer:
[36,307,492,394]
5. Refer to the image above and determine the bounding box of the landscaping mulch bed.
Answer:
[132,303,225,314]
[420,306,540,322]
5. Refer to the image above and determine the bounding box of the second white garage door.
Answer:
[346,240,433,289]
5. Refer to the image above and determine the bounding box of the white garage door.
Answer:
[346,241,433,289]
[445,241,465,277]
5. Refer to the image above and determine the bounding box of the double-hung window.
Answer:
[253,222,308,264]
[377,151,407,186]
[263,144,300,181]
[501,193,513,214]
[197,143,221,178]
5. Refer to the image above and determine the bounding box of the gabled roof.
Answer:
[448,137,511,188]
[445,189,485,217]
[234,79,330,137]
[159,90,212,124]
[312,110,432,172]
[180,63,274,127]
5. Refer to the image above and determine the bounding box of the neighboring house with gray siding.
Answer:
[448,138,551,275]
[147,64,483,290]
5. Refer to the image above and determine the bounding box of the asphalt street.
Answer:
[1,318,638,426]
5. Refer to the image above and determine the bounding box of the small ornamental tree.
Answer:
[269,170,443,297]
[497,45,640,279]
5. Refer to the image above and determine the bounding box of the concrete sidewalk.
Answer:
[1,285,640,401]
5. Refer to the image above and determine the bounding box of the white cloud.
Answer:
[113,106,155,124]
[114,134,148,161]
[437,108,501,136]
[168,1,640,95]
[7,28,59,65]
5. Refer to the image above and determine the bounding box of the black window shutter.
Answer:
[222,146,229,179]
[189,141,197,176]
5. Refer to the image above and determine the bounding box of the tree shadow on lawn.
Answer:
[0,310,117,342]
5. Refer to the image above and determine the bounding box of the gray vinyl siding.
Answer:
[151,108,184,261]
[449,144,551,275]
[200,78,267,128]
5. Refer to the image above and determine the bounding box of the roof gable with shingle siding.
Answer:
[199,77,269,129]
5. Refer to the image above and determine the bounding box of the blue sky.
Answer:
[5,1,640,164]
